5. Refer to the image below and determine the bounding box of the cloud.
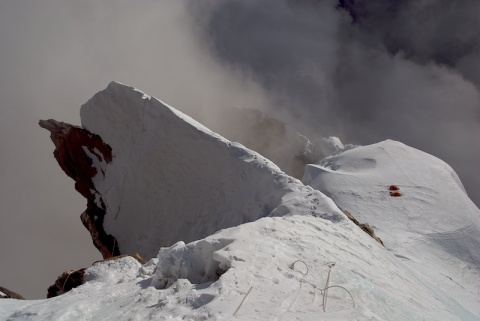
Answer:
[339,0,480,83]
[188,0,480,203]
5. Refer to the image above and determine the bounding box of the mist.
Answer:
[0,0,478,299]
[188,0,480,201]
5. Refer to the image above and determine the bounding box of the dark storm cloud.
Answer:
[339,0,480,85]
[187,0,480,204]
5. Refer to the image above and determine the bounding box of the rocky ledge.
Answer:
[0,286,24,300]
[39,119,120,259]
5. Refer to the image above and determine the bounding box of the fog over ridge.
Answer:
[188,0,480,203]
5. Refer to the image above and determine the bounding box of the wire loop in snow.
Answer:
[233,286,253,316]
[286,260,355,313]
[289,259,309,275]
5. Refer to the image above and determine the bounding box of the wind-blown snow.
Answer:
[1,83,478,320]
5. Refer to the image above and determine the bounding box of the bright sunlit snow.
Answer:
[1,83,478,321]
[303,140,480,315]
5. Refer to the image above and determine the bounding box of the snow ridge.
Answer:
[79,82,343,259]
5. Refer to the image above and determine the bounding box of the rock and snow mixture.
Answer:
[1,82,478,321]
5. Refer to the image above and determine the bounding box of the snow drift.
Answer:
[3,82,478,320]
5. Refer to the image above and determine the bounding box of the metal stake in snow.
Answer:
[286,260,354,313]
[323,262,335,312]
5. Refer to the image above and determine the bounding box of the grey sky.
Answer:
[188,0,480,201]
[1,0,479,299]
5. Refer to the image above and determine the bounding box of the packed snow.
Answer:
[1,82,478,320]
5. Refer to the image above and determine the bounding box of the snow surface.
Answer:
[303,140,480,315]
[1,83,478,320]
[79,82,340,259]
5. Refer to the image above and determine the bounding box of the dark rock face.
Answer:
[0,286,25,300]
[39,119,120,259]
[38,119,112,199]
[47,269,86,298]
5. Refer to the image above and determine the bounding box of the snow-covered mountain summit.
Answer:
[2,82,478,320]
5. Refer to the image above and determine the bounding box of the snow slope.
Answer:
[79,82,340,259]
[303,140,480,315]
[1,215,477,320]
[1,83,478,320]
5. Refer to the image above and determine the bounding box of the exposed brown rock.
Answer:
[38,119,112,199]
[0,286,25,300]
[343,210,385,246]
[80,202,120,260]
[47,253,146,298]
[39,119,120,259]
[92,253,147,265]
[47,268,86,298]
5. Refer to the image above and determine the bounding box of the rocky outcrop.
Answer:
[39,119,120,259]
[47,268,86,298]
[46,253,146,298]
[0,286,25,300]
[342,210,384,246]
